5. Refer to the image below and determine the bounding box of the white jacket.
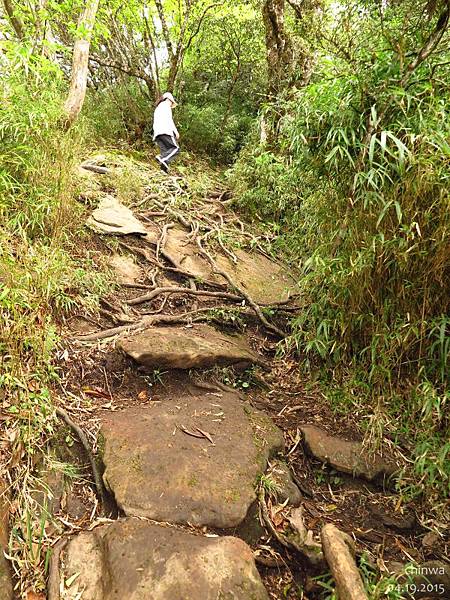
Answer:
[153,100,179,140]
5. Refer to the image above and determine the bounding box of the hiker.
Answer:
[153,92,180,173]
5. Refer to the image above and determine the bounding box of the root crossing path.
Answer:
[48,156,425,600]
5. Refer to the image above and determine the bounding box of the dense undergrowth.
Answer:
[230,50,450,507]
[0,47,110,590]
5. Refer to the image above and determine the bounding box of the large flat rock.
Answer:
[109,254,143,284]
[117,323,263,370]
[301,425,398,482]
[216,248,296,304]
[162,226,296,304]
[100,389,284,528]
[60,519,269,600]
[87,196,151,236]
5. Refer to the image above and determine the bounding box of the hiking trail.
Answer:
[21,153,444,600]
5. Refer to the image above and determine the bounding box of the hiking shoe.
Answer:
[156,156,169,173]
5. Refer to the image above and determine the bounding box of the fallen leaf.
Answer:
[65,572,80,587]
[180,426,206,439]
[180,426,214,444]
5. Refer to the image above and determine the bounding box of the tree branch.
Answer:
[400,5,450,86]
[2,0,25,39]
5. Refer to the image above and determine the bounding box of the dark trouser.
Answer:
[155,134,180,165]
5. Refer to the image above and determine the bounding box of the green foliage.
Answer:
[0,44,79,238]
[231,0,450,504]
[177,98,254,163]
[178,4,265,162]
[0,42,111,592]
[85,80,150,145]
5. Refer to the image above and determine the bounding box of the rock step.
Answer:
[87,196,152,236]
[117,323,264,370]
[162,225,297,305]
[301,425,398,482]
[60,519,269,600]
[100,387,284,528]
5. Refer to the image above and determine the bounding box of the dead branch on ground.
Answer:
[258,488,324,567]
[321,524,368,600]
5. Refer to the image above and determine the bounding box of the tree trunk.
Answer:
[63,0,100,127]
[262,0,294,99]
[167,52,180,91]
[3,0,25,39]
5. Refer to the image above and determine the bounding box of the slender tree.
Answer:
[2,0,24,39]
[63,0,100,127]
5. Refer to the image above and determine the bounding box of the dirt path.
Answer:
[41,155,447,600]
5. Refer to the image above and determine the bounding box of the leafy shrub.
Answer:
[231,34,450,502]
[0,44,82,239]
[178,99,254,163]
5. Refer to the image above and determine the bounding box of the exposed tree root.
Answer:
[127,285,243,306]
[197,236,287,337]
[55,406,107,506]
[118,239,225,289]
[74,307,240,341]
[156,221,174,261]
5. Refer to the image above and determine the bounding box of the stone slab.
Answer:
[60,519,269,600]
[301,425,398,482]
[118,323,263,370]
[100,389,284,528]
[87,196,150,236]
[216,249,296,305]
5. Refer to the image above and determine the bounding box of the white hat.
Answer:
[163,92,177,106]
